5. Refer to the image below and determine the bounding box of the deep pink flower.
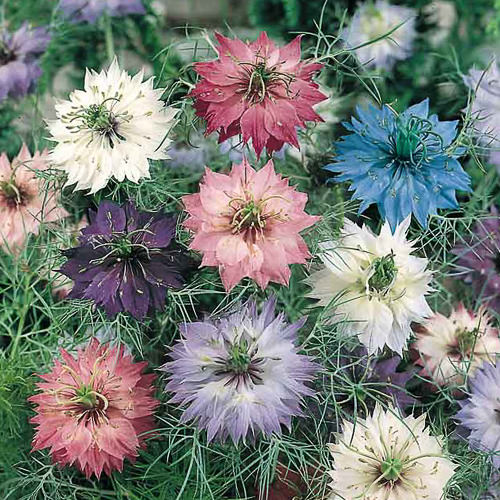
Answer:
[182,158,320,291]
[189,32,327,157]
[29,339,158,478]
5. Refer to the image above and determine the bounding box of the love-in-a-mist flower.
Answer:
[161,297,318,443]
[328,405,456,499]
[182,158,320,291]
[342,0,416,71]
[29,339,158,478]
[325,99,471,230]
[48,59,177,193]
[306,216,432,354]
[414,304,500,387]
[455,362,500,467]
[452,209,500,313]
[0,23,51,101]
[59,201,191,319]
[58,0,145,23]
[189,32,327,157]
[0,144,68,252]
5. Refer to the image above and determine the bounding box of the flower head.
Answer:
[0,23,51,101]
[326,99,471,229]
[452,208,500,313]
[48,59,177,193]
[189,32,326,157]
[59,200,191,319]
[455,361,500,467]
[58,0,145,23]
[0,144,67,252]
[307,216,432,354]
[414,304,500,386]
[29,339,158,478]
[182,158,320,291]
[161,297,318,443]
[328,405,456,499]
[342,0,416,71]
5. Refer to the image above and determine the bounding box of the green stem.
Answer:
[10,275,31,359]
[103,13,115,63]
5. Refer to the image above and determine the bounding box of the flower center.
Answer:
[380,457,403,482]
[231,199,266,234]
[448,328,478,357]
[227,341,252,374]
[0,180,30,208]
[83,103,118,136]
[368,253,398,294]
[112,235,135,258]
[75,384,99,409]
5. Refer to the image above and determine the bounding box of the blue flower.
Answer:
[325,99,471,229]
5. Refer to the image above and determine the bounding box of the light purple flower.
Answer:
[59,0,145,24]
[0,23,51,101]
[455,361,500,467]
[161,297,318,443]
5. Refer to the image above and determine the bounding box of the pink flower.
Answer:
[182,158,320,291]
[189,32,327,157]
[0,144,67,252]
[29,339,158,478]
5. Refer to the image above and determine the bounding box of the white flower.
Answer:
[306,216,432,354]
[48,59,178,193]
[343,0,416,71]
[423,1,457,47]
[328,405,457,500]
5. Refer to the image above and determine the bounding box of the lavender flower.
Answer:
[59,0,145,24]
[60,201,191,319]
[452,208,500,313]
[0,23,51,101]
[455,361,500,467]
[161,297,318,443]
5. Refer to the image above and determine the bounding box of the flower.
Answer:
[328,405,456,499]
[0,23,51,101]
[464,61,500,171]
[306,216,432,354]
[182,158,320,291]
[455,361,500,467]
[161,297,318,443]
[0,144,68,252]
[325,99,471,230]
[59,200,191,319]
[48,59,178,193]
[414,304,500,386]
[452,208,500,313]
[189,32,327,157]
[342,0,417,71]
[58,0,145,23]
[423,1,457,47]
[29,338,158,478]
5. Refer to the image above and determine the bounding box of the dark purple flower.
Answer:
[59,0,146,24]
[0,23,51,101]
[452,208,500,313]
[60,201,191,319]
[160,297,319,443]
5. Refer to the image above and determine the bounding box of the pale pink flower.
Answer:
[182,158,320,291]
[0,144,67,252]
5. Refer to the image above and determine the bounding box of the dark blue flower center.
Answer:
[112,235,135,258]
[368,253,397,293]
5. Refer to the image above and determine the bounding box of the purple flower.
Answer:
[455,361,500,467]
[59,0,145,24]
[60,201,191,319]
[161,297,318,443]
[452,208,500,313]
[0,23,51,101]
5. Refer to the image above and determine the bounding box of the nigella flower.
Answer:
[0,144,68,252]
[306,216,433,354]
[326,99,471,229]
[328,405,456,499]
[455,361,500,467]
[413,304,500,387]
[58,0,145,23]
[452,208,500,313]
[182,158,320,291]
[342,0,416,71]
[161,297,318,443]
[59,201,191,319]
[29,339,158,478]
[48,59,178,193]
[189,32,327,157]
[0,23,51,101]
